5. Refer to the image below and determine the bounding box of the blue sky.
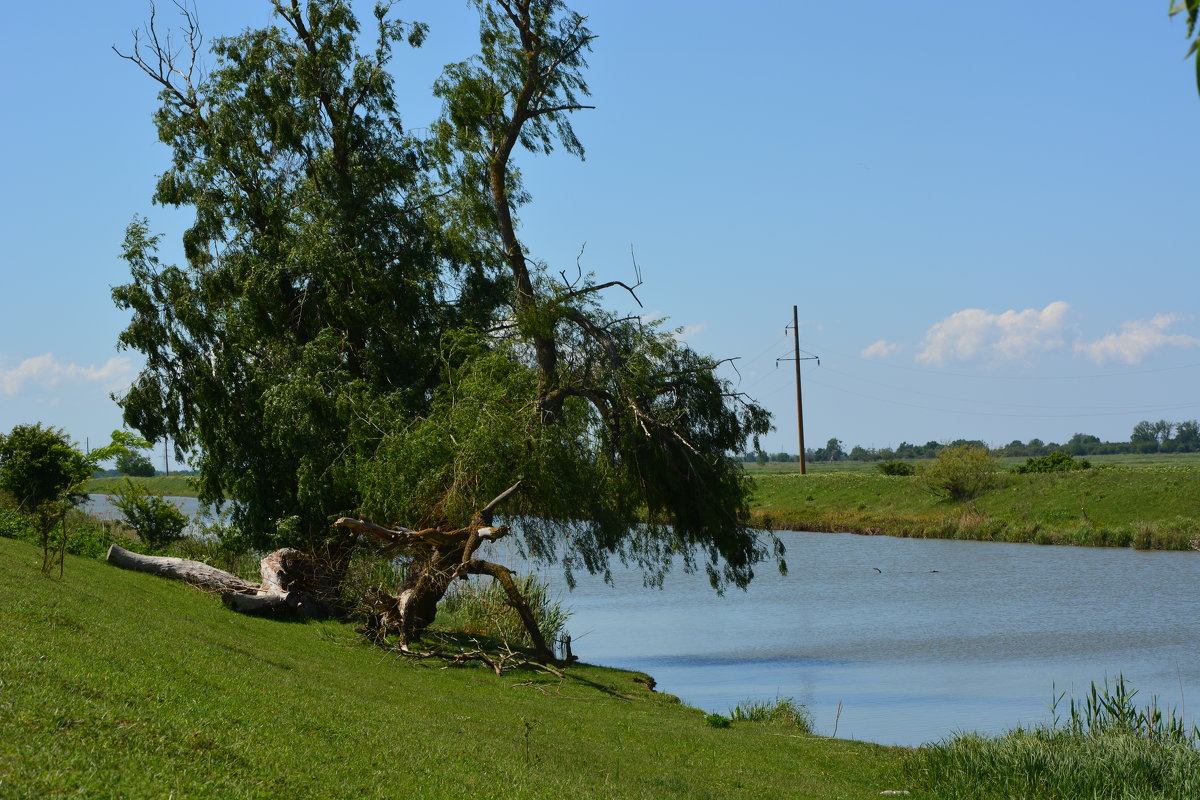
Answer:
[2,1,1198,462]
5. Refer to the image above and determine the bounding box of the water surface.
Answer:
[482,530,1200,746]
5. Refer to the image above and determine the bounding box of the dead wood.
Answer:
[106,544,335,619]
[333,480,567,667]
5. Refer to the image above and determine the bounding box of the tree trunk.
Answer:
[106,544,336,619]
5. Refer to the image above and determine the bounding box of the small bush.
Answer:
[0,505,32,539]
[704,713,732,729]
[110,478,188,549]
[922,445,998,502]
[877,460,916,476]
[63,510,136,559]
[1012,452,1091,474]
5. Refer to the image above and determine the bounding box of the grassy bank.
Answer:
[85,474,200,497]
[0,536,908,799]
[750,466,1200,550]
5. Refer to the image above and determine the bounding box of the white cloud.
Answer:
[861,339,900,359]
[916,301,1072,365]
[1075,314,1200,365]
[0,353,135,396]
[678,322,708,341]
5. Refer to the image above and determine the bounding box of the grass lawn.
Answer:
[749,463,1200,549]
[86,474,200,498]
[0,536,909,799]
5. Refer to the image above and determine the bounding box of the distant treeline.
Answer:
[744,419,1200,463]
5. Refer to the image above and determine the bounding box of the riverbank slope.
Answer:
[750,465,1200,549]
[0,536,907,799]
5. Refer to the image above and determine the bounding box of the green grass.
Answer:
[750,464,1200,549]
[0,536,908,799]
[743,451,1200,476]
[85,474,201,497]
[728,697,815,733]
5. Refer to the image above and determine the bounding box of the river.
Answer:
[88,494,1200,747]
[481,529,1200,747]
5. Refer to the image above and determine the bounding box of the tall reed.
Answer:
[907,676,1200,799]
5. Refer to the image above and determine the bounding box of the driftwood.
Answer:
[106,544,336,618]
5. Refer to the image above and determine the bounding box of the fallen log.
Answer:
[106,544,335,619]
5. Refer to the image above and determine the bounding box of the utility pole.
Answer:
[163,437,169,477]
[779,306,818,474]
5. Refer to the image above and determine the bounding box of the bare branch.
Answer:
[479,480,523,525]
[560,279,643,308]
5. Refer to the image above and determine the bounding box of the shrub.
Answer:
[921,444,998,502]
[704,713,732,729]
[111,478,188,549]
[0,505,33,539]
[877,460,916,476]
[1012,452,1091,474]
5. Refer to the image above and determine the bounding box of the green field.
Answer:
[743,451,1200,475]
[0,536,908,799]
[750,462,1200,549]
[86,474,200,498]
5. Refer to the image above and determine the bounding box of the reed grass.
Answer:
[907,676,1200,799]
[436,573,572,649]
[728,697,814,733]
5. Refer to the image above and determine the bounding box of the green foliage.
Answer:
[437,573,571,649]
[0,423,91,513]
[112,1,497,552]
[116,0,778,595]
[0,425,143,575]
[359,326,775,590]
[1172,0,1200,95]
[907,677,1200,799]
[876,460,916,476]
[1012,451,1091,474]
[704,713,733,729]
[729,697,814,733]
[115,448,156,477]
[921,444,998,503]
[0,504,33,539]
[110,478,188,549]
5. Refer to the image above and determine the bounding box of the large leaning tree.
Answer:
[111,0,781,662]
[112,0,502,562]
